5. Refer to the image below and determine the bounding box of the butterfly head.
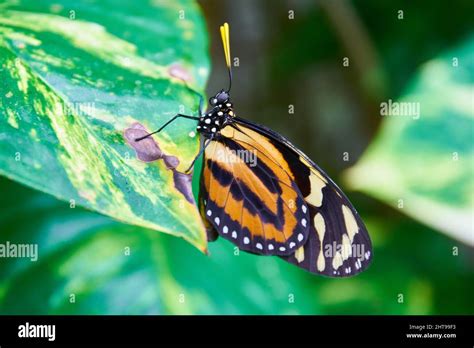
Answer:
[210,90,230,106]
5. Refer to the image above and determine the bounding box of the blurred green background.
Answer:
[0,0,473,314]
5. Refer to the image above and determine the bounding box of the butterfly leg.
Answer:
[135,114,200,142]
[184,136,214,173]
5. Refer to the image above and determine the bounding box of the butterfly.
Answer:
[136,23,372,277]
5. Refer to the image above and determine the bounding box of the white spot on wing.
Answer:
[341,234,352,261]
[332,252,343,270]
[342,205,359,241]
[295,246,305,263]
[305,172,326,207]
[314,213,326,272]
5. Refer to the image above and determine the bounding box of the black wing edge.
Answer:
[199,166,219,242]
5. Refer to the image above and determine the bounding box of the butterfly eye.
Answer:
[216,91,229,103]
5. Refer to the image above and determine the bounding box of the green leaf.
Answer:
[345,37,474,246]
[0,0,210,250]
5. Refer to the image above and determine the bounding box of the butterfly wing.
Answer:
[199,125,311,256]
[231,117,373,277]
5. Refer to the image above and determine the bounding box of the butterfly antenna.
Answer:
[220,22,232,93]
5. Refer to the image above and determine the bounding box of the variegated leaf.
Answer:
[0,0,210,250]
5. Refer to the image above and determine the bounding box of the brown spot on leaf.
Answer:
[163,154,179,170]
[168,63,192,83]
[173,170,195,204]
[123,123,163,162]
[124,122,196,205]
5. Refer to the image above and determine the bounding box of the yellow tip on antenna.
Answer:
[220,22,231,69]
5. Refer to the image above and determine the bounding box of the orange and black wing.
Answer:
[199,124,311,256]
[231,118,373,277]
